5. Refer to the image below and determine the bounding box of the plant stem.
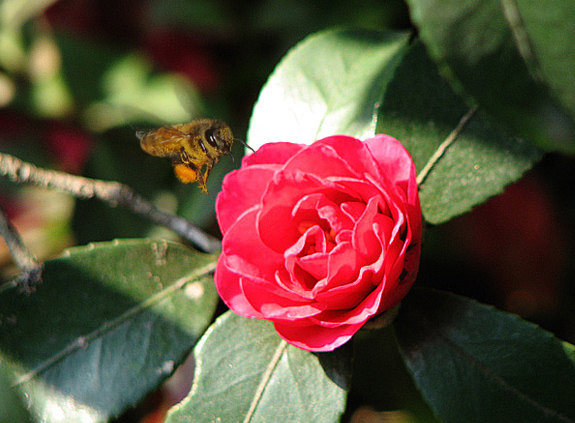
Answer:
[0,204,42,289]
[0,152,221,254]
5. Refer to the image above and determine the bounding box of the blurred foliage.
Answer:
[1,1,575,422]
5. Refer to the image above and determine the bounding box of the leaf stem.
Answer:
[0,152,221,253]
[0,204,42,288]
[416,107,478,186]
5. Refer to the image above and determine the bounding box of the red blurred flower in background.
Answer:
[215,135,422,351]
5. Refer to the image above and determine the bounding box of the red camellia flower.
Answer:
[215,135,422,352]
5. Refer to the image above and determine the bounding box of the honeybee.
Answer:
[137,118,240,194]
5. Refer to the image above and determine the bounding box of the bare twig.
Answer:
[0,204,42,289]
[0,152,221,253]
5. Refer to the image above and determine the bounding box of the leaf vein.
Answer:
[435,329,575,422]
[500,0,545,82]
[14,261,216,385]
[416,106,478,186]
[243,341,288,423]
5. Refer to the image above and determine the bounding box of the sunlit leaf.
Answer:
[166,312,351,423]
[0,239,218,423]
[406,0,575,153]
[395,288,575,423]
[248,28,411,150]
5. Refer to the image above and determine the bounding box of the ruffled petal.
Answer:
[243,142,305,166]
[217,165,277,234]
[273,319,363,352]
[221,207,284,285]
[364,135,416,188]
[282,137,362,179]
[214,257,263,318]
[258,171,346,252]
[241,277,326,319]
[319,136,383,180]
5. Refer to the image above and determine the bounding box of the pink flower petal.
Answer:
[221,207,284,283]
[282,138,362,179]
[244,142,305,166]
[241,278,326,319]
[273,319,363,352]
[352,197,384,262]
[319,136,384,180]
[257,171,336,252]
[364,135,416,188]
[215,135,422,352]
[214,258,263,318]
[217,165,277,234]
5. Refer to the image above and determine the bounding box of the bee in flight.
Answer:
[137,118,252,194]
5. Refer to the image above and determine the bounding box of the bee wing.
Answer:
[155,126,189,144]
[139,126,190,158]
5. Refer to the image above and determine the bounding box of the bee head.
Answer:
[204,121,234,153]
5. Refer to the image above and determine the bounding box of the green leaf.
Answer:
[166,311,351,423]
[0,365,33,423]
[405,0,575,153]
[247,28,411,150]
[376,42,543,224]
[0,239,218,423]
[248,27,540,224]
[394,288,575,423]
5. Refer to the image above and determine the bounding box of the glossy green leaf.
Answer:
[377,42,543,224]
[0,239,218,423]
[166,311,351,423]
[247,28,411,150]
[406,0,575,153]
[394,288,575,423]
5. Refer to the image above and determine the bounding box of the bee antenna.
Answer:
[235,138,256,154]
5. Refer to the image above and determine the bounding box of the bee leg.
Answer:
[196,170,208,195]
[201,162,215,194]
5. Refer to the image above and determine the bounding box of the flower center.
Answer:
[296,220,337,255]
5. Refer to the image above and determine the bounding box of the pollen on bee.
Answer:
[174,164,198,184]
